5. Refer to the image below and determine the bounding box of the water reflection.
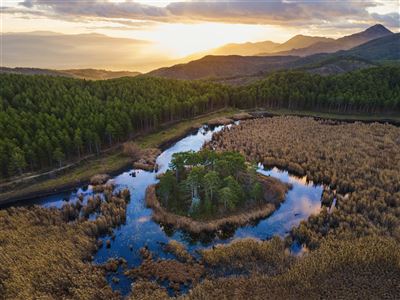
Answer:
[10,124,323,296]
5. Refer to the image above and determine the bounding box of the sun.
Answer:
[142,22,286,58]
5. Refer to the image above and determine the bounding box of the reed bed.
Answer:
[206,116,400,247]
[133,148,161,171]
[184,236,400,299]
[0,188,130,299]
[125,247,204,296]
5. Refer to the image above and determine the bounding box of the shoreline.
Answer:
[0,109,238,206]
[145,174,289,235]
[1,109,399,206]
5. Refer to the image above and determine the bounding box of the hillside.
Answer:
[0,67,140,80]
[343,33,400,61]
[270,35,334,53]
[148,30,399,83]
[260,24,393,57]
[147,55,299,80]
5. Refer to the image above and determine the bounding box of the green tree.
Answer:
[223,176,244,205]
[157,171,178,206]
[9,146,27,175]
[186,166,204,201]
[53,148,65,168]
[218,187,235,211]
[251,182,264,203]
[203,171,221,202]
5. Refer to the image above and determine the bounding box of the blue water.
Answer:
[16,124,323,295]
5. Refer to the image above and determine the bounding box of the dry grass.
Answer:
[125,247,204,296]
[164,240,194,263]
[0,188,130,299]
[90,174,111,185]
[184,236,400,299]
[128,280,169,300]
[231,112,253,121]
[133,148,161,171]
[0,207,118,299]
[207,116,400,248]
[206,117,233,126]
[201,237,294,276]
[122,142,143,160]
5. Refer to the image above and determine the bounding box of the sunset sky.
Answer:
[1,0,399,71]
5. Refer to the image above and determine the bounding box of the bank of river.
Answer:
[7,123,324,296]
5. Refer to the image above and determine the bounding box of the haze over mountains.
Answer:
[189,24,393,58]
[0,67,140,80]
[1,24,399,82]
[148,25,399,82]
[262,24,394,57]
[1,31,166,72]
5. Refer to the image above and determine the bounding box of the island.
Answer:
[146,149,291,235]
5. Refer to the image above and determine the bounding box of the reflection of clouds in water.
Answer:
[137,216,151,223]
[288,175,308,186]
[294,195,321,216]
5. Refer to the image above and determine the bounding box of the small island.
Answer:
[146,150,291,234]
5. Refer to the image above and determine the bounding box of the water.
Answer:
[11,124,323,295]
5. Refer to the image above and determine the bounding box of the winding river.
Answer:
[19,123,324,295]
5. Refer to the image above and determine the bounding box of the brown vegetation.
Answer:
[90,173,111,185]
[231,112,253,121]
[206,117,233,126]
[146,177,288,235]
[185,236,400,299]
[164,240,193,263]
[206,116,400,248]
[201,237,294,276]
[128,280,169,300]
[125,247,204,296]
[122,142,143,160]
[0,188,130,299]
[133,148,161,171]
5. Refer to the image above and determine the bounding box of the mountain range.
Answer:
[1,24,399,83]
[148,25,399,82]
[189,24,393,58]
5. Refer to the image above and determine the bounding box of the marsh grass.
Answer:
[0,188,130,299]
[207,116,400,247]
[185,236,400,299]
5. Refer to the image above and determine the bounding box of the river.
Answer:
[16,123,324,295]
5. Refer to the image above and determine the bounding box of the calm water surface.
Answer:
[20,124,323,295]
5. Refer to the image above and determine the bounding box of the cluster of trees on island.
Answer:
[1,66,399,178]
[156,150,264,218]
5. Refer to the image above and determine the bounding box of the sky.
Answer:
[1,0,399,71]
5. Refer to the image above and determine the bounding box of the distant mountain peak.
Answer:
[365,24,393,35]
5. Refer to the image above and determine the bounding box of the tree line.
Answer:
[233,66,400,112]
[1,66,399,178]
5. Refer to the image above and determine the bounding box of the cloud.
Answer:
[5,0,399,29]
[1,31,164,71]
[371,12,400,28]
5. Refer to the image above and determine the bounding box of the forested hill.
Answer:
[1,66,399,178]
[232,66,400,113]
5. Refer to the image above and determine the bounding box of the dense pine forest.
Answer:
[233,66,400,112]
[1,66,399,178]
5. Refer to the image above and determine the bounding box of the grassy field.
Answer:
[265,108,400,122]
[0,109,239,203]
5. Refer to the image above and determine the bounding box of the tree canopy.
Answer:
[1,66,399,178]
